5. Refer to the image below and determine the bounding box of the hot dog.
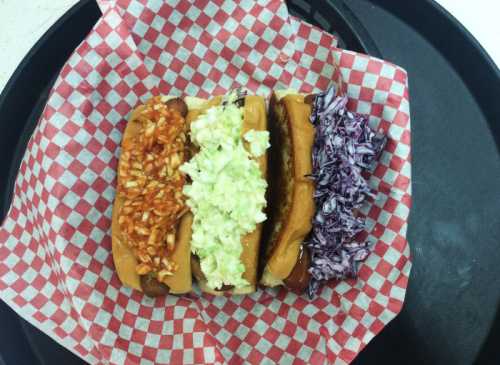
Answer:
[181,92,269,295]
[260,90,316,292]
[261,86,387,296]
[111,96,214,296]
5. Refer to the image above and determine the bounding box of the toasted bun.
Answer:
[260,90,315,288]
[112,96,209,295]
[190,95,268,295]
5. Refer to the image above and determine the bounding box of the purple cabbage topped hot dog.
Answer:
[261,85,386,297]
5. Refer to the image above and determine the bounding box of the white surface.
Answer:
[436,0,500,65]
[0,0,77,91]
[0,0,499,92]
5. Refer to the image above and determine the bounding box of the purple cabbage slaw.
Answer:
[306,85,387,297]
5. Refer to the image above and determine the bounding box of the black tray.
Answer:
[0,0,499,364]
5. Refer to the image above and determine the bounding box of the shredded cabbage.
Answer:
[307,85,387,297]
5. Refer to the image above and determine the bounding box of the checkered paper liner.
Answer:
[0,1,412,364]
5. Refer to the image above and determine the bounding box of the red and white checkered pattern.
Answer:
[0,1,412,364]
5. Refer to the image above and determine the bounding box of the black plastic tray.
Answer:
[0,0,499,364]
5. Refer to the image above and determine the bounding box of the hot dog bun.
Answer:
[260,90,315,291]
[112,96,213,296]
[189,95,268,295]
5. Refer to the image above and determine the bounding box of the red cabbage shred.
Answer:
[306,85,387,297]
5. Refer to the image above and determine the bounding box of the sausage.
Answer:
[165,97,188,118]
[215,284,235,291]
[304,93,317,105]
[191,254,203,281]
[283,247,311,293]
[192,254,235,292]
[140,274,170,297]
